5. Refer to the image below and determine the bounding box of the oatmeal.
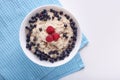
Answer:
[25,9,77,63]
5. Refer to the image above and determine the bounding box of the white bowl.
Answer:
[19,5,82,67]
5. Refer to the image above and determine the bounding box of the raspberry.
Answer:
[46,35,53,42]
[52,33,60,41]
[46,26,55,34]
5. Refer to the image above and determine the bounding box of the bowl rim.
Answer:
[19,5,82,67]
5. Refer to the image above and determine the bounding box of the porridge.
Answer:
[25,9,77,63]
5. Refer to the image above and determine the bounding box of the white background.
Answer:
[59,0,120,80]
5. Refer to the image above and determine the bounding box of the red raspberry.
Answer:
[46,35,53,42]
[52,33,60,41]
[46,26,55,34]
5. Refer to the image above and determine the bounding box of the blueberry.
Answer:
[63,51,69,57]
[30,42,36,46]
[30,25,36,29]
[65,52,69,57]
[74,27,77,30]
[52,16,54,20]
[29,20,34,23]
[63,33,68,39]
[72,41,75,46]
[64,14,67,17]
[70,21,75,26]
[58,17,61,21]
[66,15,70,19]
[73,36,77,41]
[50,9,55,13]
[33,25,36,28]
[60,52,66,57]
[54,58,58,62]
[49,58,54,63]
[59,11,63,15]
[31,16,36,20]
[43,12,48,16]
[63,33,66,37]
[40,54,49,61]
[64,14,70,19]
[39,54,47,61]
[72,27,77,33]
[26,43,31,50]
[53,10,57,13]
[30,25,33,28]
[41,53,46,57]
[69,40,72,43]
[58,56,65,60]
[70,19,73,22]
[29,19,37,23]
[25,26,30,30]
[71,26,74,30]
[48,51,53,55]
[71,44,75,49]
[56,15,59,18]
[53,50,59,55]
[61,51,65,56]
[34,18,37,22]
[68,47,71,53]
[67,45,73,52]
[26,43,30,48]
[26,34,30,39]
[26,38,30,42]
[70,23,74,28]
[66,48,71,53]
[70,22,75,27]
[71,36,76,41]
[49,50,59,55]
[39,57,44,61]
[64,24,67,27]
[50,9,53,12]
[35,51,41,56]
[40,51,45,54]
[54,11,58,17]
[41,9,47,15]
[43,58,48,61]
[74,31,77,36]
[43,9,47,13]
[28,27,32,32]
[35,13,39,17]
[39,16,44,20]
[65,36,68,39]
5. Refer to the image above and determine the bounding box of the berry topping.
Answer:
[52,33,60,41]
[59,11,63,15]
[46,35,53,42]
[46,26,55,34]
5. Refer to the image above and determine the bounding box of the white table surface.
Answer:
[59,0,120,80]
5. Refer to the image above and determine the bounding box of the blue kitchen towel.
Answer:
[0,0,88,80]
[0,74,5,80]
